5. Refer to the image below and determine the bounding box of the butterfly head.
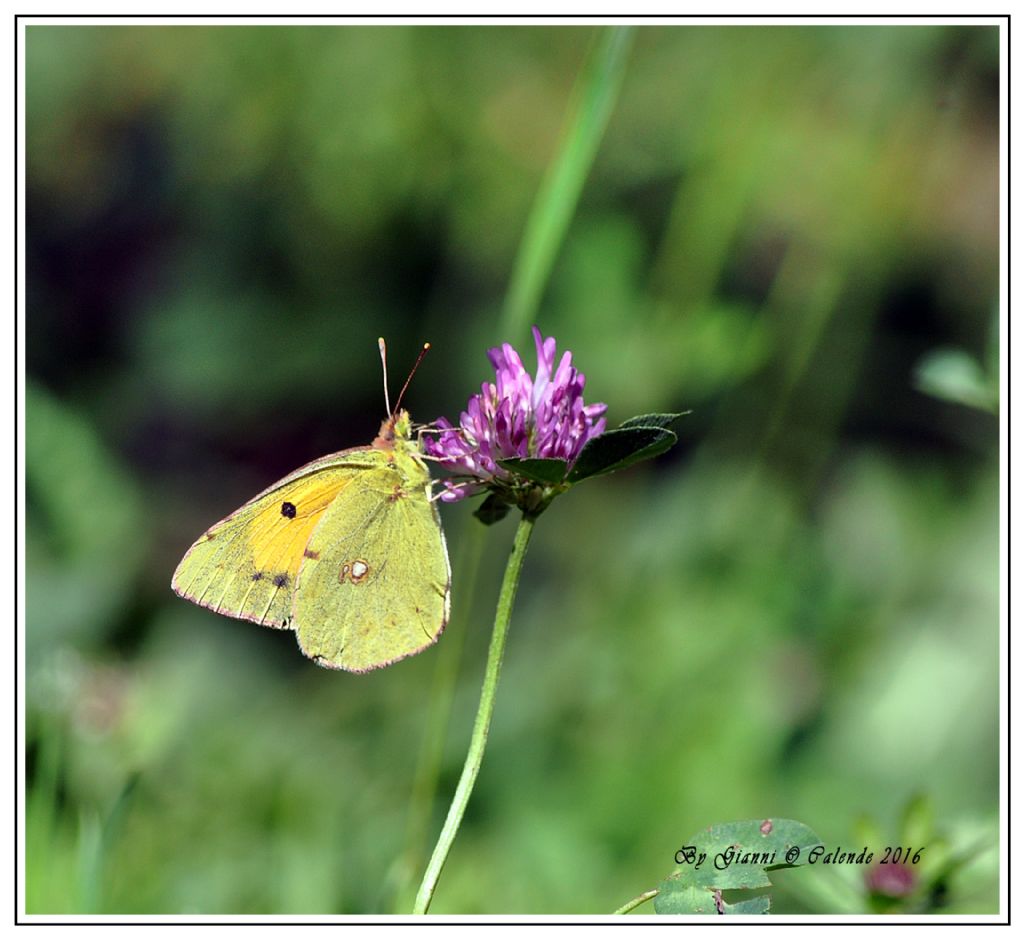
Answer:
[373,409,414,450]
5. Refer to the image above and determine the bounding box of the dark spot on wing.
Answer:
[251,571,264,582]
[303,548,320,559]
[281,501,297,518]
[273,573,289,588]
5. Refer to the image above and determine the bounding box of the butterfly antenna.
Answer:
[378,337,392,417]
[393,342,431,416]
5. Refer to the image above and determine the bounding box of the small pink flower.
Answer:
[425,327,607,502]
[865,861,916,898]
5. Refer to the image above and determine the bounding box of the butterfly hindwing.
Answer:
[293,461,451,672]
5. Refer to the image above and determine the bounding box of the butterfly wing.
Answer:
[292,461,451,672]
[171,450,379,628]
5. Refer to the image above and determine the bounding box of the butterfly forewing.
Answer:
[171,452,378,628]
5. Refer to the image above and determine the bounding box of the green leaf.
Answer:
[566,427,677,483]
[914,348,997,413]
[656,884,773,915]
[25,380,146,650]
[654,818,823,915]
[474,493,511,526]
[725,896,771,914]
[618,411,690,430]
[497,457,568,485]
[656,883,718,914]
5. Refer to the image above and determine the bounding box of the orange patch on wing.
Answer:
[248,475,354,579]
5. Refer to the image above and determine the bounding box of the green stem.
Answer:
[501,25,634,337]
[613,888,659,915]
[390,517,485,911]
[413,513,537,914]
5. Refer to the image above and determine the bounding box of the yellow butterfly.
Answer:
[171,341,450,672]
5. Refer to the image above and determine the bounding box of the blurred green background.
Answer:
[25,24,1000,915]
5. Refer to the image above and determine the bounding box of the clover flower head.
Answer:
[424,327,607,502]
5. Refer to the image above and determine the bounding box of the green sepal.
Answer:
[654,818,822,915]
[618,411,691,430]
[474,492,511,526]
[497,457,569,485]
[566,426,678,483]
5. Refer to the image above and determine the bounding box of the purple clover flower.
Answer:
[425,327,607,503]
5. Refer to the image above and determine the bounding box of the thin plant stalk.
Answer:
[613,889,659,915]
[410,24,634,916]
[413,514,536,914]
[502,25,634,337]
[389,516,486,911]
